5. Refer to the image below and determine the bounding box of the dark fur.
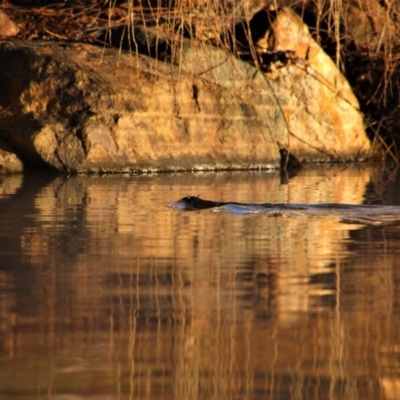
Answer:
[173,196,274,211]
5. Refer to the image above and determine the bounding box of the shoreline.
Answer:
[0,2,395,173]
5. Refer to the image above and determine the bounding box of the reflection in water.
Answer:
[0,165,400,399]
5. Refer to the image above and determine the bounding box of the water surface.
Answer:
[1,164,400,399]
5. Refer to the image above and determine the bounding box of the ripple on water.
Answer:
[1,167,400,399]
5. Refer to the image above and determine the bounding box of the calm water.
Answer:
[1,164,400,400]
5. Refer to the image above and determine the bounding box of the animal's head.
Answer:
[169,196,219,211]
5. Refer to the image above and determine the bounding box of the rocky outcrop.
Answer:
[0,41,280,173]
[0,7,371,173]
[181,8,371,161]
[0,138,23,174]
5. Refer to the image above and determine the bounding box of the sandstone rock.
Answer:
[0,41,279,173]
[268,7,371,159]
[181,7,371,162]
[0,8,371,173]
[0,137,23,174]
[0,10,19,37]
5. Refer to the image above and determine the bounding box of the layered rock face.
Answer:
[0,7,371,173]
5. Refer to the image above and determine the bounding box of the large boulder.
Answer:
[0,8,371,173]
[0,41,279,173]
[180,7,371,161]
[0,137,23,174]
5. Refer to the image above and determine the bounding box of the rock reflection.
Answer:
[0,166,400,399]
